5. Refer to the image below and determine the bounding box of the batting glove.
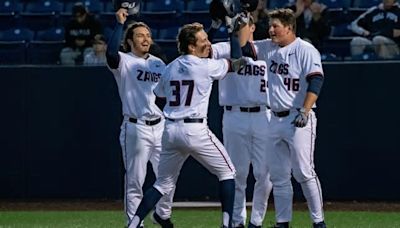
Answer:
[292,108,309,128]
[225,12,249,33]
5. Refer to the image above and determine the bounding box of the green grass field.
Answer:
[1,209,400,228]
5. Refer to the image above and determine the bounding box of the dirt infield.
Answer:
[1,200,400,212]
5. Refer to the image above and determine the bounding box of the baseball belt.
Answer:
[129,117,161,126]
[165,118,204,123]
[271,108,314,118]
[225,106,261,112]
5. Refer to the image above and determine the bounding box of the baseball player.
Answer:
[251,8,326,228]
[105,8,174,228]
[128,22,247,228]
[211,16,273,228]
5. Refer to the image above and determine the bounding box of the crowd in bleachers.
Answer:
[0,0,399,65]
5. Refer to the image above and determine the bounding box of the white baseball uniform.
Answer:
[152,54,236,196]
[253,37,325,223]
[108,51,174,224]
[212,41,272,227]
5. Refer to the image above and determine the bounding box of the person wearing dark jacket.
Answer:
[350,0,400,59]
[287,0,331,50]
[60,2,103,65]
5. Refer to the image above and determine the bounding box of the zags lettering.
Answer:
[269,60,289,75]
[136,69,160,82]
[237,65,265,76]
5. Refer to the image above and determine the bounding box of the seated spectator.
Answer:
[350,0,400,59]
[60,2,103,65]
[84,34,107,65]
[287,0,331,49]
[251,0,269,40]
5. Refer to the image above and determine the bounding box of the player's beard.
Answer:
[133,42,151,56]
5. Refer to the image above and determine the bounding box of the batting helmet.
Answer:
[241,0,259,12]
[209,0,241,20]
[113,0,141,15]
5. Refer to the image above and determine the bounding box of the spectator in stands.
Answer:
[84,34,107,65]
[60,2,103,65]
[350,0,400,59]
[251,0,270,40]
[287,0,331,50]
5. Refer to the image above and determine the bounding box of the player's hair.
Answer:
[123,21,152,52]
[267,8,296,33]
[249,14,255,26]
[177,22,204,55]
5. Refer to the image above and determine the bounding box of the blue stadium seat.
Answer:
[268,0,293,9]
[143,0,183,12]
[64,0,103,14]
[103,1,114,13]
[213,26,229,40]
[319,0,352,9]
[158,26,179,40]
[36,27,64,41]
[0,0,22,14]
[0,0,22,29]
[27,40,64,64]
[0,27,34,41]
[154,39,178,62]
[23,0,63,14]
[140,0,183,28]
[0,41,27,64]
[98,12,116,28]
[139,12,179,29]
[185,0,210,11]
[20,1,63,30]
[182,11,210,25]
[352,0,381,9]
[182,0,210,25]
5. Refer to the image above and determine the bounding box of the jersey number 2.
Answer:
[169,80,194,106]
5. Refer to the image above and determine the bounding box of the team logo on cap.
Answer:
[121,1,136,8]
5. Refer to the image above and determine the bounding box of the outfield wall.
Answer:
[1,62,399,201]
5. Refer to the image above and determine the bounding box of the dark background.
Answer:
[0,62,399,201]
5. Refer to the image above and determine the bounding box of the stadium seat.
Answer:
[213,26,229,40]
[26,40,65,64]
[143,0,183,12]
[0,27,34,41]
[20,1,63,30]
[99,13,116,30]
[0,0,22,30]
[140,0,183,28]
[352,0,380,9]
[268,0,293,9]
[139,12,179,29]
[182,10,210,26]
[0,0,22,14]
[158,26,179,40]
[64,0,103,14]
[182,0,211,25]
[35,27,64,41]
[0,0,22,29]
[319,0,352,9]
[103,1,114,13]
[185,0,210,11]
[154,39,178,62]
[0,41,27,64]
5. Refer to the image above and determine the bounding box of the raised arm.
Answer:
[106,8,128,69]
